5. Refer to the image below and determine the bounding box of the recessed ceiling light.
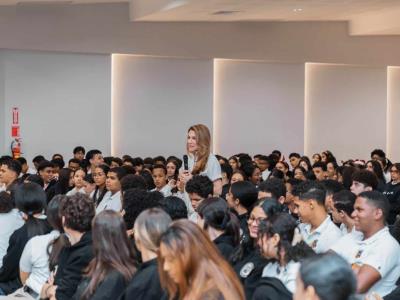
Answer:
[293,8,303,12]
[212,10,241,15]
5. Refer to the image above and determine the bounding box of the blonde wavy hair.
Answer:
[187,124,211,175]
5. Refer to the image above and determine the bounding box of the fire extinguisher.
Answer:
[11,138,22,159]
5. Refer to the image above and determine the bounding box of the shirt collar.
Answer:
[304,215,331,235]
[358,226,388,246]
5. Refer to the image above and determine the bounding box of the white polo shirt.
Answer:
[261,260,300,293]
[96,191,122,214]
[332,227,400,297]
[0,209,24,268]
[298,215,343,253]
[152,184,172,197]
[181,154,222,182]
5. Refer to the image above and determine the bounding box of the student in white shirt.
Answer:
[257,155,271,181]
[66,169,87,196]
[11,196,64,299]
[0,192,24,268]
[294,182,342,253]
[254,213,314,296]
[180,124,222,196]
[331,190,361,236]
[331,191,400,297]
[184,175,213,222]
[96,167,126,214]
[151,164,172,197]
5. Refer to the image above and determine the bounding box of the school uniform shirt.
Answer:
[173,191,196,218]
[298,215,342,254]
[96,191,122,214]
[214,232,236,262]
[182,153,222,182]
[0,209,24,268]
[383,181,400,225]
[261,260,300,293]
[332,227,400,297]
[151,184,172,197]
[66,187,86,197]
[261,169,271,181]
[118,258,165,300]
[19,230,60,294]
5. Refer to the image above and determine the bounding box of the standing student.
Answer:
[181,124,222,196]
[73,211,136,300]
[96,167,126,213]
[159,219,245,300]
[119,208,171,300]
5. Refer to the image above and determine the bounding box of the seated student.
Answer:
[258,178,286,205]
[51,168,73,196]
[257,155,271,181]
[330,190,360,237]
[68,158,81,172]
[241,163,261,187]
[158,219,245,300]
[295,182,342,253]
[90,164,109,206]
[253,213,314,299]
[73,146,86,162]
[7,196,63,299]
[110,157,123,168]
[0,192,24,268]
[366,160,386,191]
[120,174,147,193]
[41,193,95,300]
[151,164,172,197]
[230,170,246,184]
[31,156,45,173]
[184,175,213,222]
[226,181,258,237]
[0,183,51,295]
[37,161,56,201]
[66,169,87,196]
[351,169,379,196]
[294,253,357,300]
[293,166,307,181]
[383,163,400,225]
[232,198,283,300]
[332,191,400,297]
[320,179,344,213]
[289,153,301,169]
[96,167,126,213]
[220,163,233,199]
[16,157,36,181]
[285,178,302,219]
[119,208,171,300]
[197,197,240,262]
[159,196,188,221]
[0,159,21,192]
[73,211,136,300]
[312,162,327,181]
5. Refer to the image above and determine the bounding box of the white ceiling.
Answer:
[1,0,400,35]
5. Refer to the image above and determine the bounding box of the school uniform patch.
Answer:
[240,262,255,278]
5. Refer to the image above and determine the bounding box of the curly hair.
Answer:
[61,193,95,232]
[185,175,213,199]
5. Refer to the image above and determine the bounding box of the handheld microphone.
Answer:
[183,155,189,171]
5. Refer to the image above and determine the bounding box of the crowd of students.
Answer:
[0,123,399,300]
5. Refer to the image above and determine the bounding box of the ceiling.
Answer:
[1,0,400,35]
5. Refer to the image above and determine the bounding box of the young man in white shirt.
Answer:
[294,182,342,253]
[0,159,21,192]
[184,175,213,222]
[331,191,400,297]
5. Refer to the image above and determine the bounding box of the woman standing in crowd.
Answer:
[73,210,136,300]
[96,167,126,213]
[181,124,222,196]
[197,197,240,262]
[120,208,171,300]
[159,219,245,300]
[91,164,109,207]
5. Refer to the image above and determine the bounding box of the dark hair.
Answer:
[111,157,123,167]
[338,166,357,190]
[320,180,344,197]
[55,168,73,195]
[139,170,155,190]
[366,160,385,182]
[51,158,65,169]
[81,211,136,300]
[32,155,45,164]
[160,196,188,220]
[256,198,285,219]
[359,191,390,222]
[230,181,258,210]
[143,157,154,165]
[153,156,166,165]
[108,167,127,181]
[132,157,144,167]
[167,156,182,169]
[153,164,167,175]
[258,213,315,263]
[186,175,213,199]
[103,157,113,167]
[123,157,135,166]
[197,197,240,246]
[322,151,337,164]
[0,191,13,213]
[60,193,95,232]
[37,160,54,172]
[85,149,102,161]
[299,253,356,300]
[221,163,233,181]
[241,163,259,181]
[25,174,44,187]
[121,174,147,192]
[47,195,68,271]
[371,149,386,159]
[313,161,327,172]
[258,178,286,199]
[268,168,284,179]
[68,158,81,165]
[73,146,86,155]
[333,191,356,216]
[286,178,303,189]
[122,165,136,175]
[293,166,307,177]
[14,183,48,238]
[16,157,27,166]
[298,157,312,171]
[0,159,22,177]
[352,170,378,190]
[289,153,301,159]
[272,150,281,157]
[299,185,326,206]
[122,188,160,229]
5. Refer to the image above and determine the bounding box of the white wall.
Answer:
[388,67,400,162]
[0,52,5,156]
[214,60,305,157]
[305,63,387,162]
[112,55,213,158]
[1,50,111,162]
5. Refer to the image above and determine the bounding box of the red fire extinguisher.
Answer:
[11,138,22,159]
